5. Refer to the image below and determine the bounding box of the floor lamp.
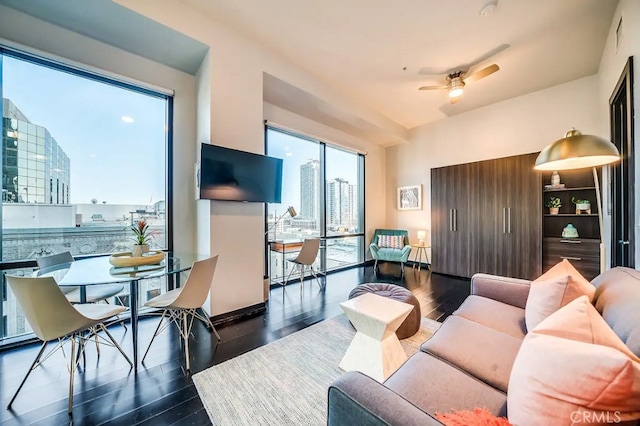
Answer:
[534,129,620,273]
[265,206,297,241]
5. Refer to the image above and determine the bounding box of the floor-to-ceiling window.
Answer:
[266,127,364,282]
[0,47,172,342]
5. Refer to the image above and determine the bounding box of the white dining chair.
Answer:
[141,255,220,371]
[36,251,126,305]
[284,238,323,294]
[6,275,132,415]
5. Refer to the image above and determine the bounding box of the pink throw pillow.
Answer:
[508,297,640,426]
[525,259,595,330]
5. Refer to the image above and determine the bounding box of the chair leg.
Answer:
[68,335,76,414]
[197,308,221,341]
[310,266,322,288]
[182,311,190,371]
[142,309,168,364]
[284,263,296,287]
[99,324,133,367]
[7,341,48,409]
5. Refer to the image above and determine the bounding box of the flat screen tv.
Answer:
[198,143,283,203]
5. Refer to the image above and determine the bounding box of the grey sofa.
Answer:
[328,267,640,425]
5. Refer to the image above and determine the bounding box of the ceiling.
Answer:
[0,0,208,74]
[180,0,618,129]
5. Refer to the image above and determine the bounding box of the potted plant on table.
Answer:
[571,197,591,214]
[545,196,561,215]
[131,220,152,257]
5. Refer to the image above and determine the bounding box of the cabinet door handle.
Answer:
[454,209,458,232]
[508,207,512,234]
[560,239,582,244]
[449,209,453,231]
[560,256,582,261]
[502,208,506,234]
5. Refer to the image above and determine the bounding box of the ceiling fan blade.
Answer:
[418,85,449,91]
[418,44,509,76]
[418,66,452,76]
[461,43,510,70]
[463,64,499,83]
[450,96,462,105]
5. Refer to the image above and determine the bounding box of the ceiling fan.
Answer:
[418,64,500,104]
[417,43,509,104]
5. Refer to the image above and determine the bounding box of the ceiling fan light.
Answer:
[448,87,464,98]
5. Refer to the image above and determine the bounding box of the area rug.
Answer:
[193,314,440,426]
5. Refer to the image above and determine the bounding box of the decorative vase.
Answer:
[549,207,559,215]
[562,224,579,238]
[132,244,149,257]
[551,171,560,187]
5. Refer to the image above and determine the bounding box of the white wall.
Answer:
[114,0,390,315]
[0,5,198,255]
[597,0,640,267]
[386,75,600,254]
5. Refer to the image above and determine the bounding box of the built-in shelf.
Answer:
[543,186,596,192]
[541,169,601,280]
[544,214,599,217]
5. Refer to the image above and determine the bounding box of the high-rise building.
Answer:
[327,178,355,230]
[2,98,70,204]
[299,159,319,223]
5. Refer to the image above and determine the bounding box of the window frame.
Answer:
[0,46,174,342]
[264,125,366,272]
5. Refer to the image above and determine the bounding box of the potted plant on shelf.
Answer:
[131,220,152,257]
[546,196,562,215]
[572,197,591,214]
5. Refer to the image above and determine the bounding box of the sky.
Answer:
[3,55,167,205]
[266,129,359,212]
[2,55,358,208]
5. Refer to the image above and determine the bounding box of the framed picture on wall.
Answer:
[397,185,422,210]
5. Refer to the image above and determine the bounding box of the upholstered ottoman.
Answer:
[348,283,421,339]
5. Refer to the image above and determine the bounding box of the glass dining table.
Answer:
[36,252,207,370]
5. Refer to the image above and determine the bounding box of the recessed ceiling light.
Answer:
[121,116,134,123]
[89,154,97,158]
[286,152,293,157]
[480,0,498,16]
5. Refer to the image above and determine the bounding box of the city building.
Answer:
[326,178,355,231]
[2,98,70,205]
[299,159,319,224]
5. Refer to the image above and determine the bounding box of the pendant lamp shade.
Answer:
[534,129,620,171]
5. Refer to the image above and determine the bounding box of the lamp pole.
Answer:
[592,167,606,273]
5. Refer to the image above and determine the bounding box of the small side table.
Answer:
[411,244,430,272]
[339,293,413,382]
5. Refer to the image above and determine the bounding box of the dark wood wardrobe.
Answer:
[431,152,542,280]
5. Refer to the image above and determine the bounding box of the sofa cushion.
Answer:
[385,352,507,418]
[591,267,640,357]
[376,247,405,260]
[508,297,640,426]
[533,295,640,360]
[420,316,521,392]
[453,295,526,340]
[525,259,595,330]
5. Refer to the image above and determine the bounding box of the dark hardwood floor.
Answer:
[0,264,470,425]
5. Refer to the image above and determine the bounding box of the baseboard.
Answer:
[210,302,267,326]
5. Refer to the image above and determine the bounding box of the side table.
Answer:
[410,243,430,272]
[339,293,413,382]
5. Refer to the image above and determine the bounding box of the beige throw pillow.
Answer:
[508,297,640,426]
[525,259,595,330]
